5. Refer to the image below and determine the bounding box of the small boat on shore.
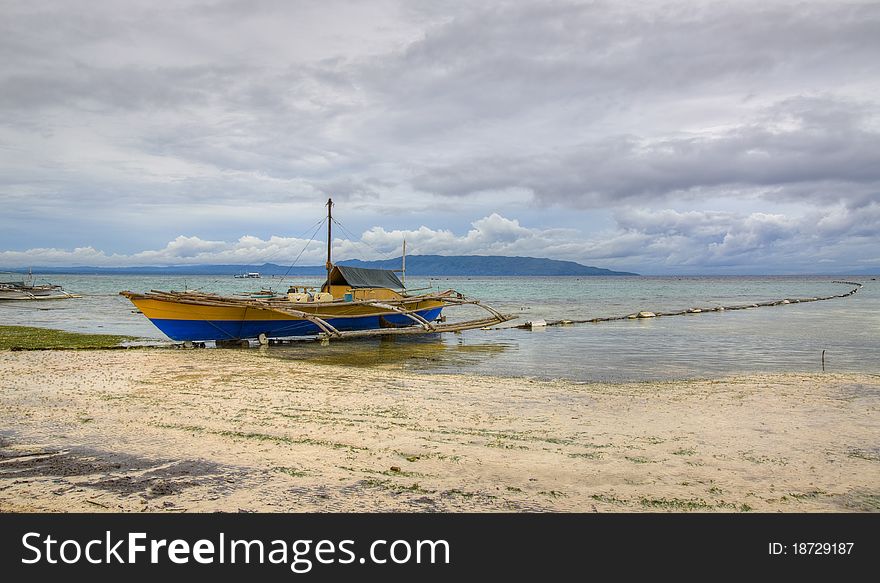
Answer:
[121,199,514,342]
[0,271,78,301]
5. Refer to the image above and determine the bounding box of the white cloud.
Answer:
[2,206,877,274]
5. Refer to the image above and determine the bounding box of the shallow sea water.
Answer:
[1,273,877,382]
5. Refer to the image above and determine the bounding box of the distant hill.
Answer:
[339,255,637,276]
[5,255,637,276]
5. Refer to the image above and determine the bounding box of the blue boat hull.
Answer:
[148,308,444,341]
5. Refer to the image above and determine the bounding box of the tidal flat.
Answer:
[1,349,877,512]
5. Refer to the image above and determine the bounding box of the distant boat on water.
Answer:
[0,269,78,301]
[121,199,514,343]
[233,272,261,279]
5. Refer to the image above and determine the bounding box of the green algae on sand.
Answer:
[0,325,137,350]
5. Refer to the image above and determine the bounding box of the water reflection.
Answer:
[262,333,512,373]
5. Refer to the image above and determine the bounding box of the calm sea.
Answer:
[2,273,878,382]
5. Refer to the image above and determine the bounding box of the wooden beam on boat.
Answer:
[359,301,437,331]
[319,314,516,340]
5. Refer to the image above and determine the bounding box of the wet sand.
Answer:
[0,349,878,512]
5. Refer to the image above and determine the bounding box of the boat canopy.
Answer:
[327,265,404,289]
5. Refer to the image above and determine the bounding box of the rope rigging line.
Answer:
[275,217,328,285]
[180,217,331,294]
[240,216,328,271]
[261,217,328,265]
[330,217,401,263]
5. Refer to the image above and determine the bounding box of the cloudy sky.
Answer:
[1,0,878,274]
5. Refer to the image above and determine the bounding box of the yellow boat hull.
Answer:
[123,294,446,341]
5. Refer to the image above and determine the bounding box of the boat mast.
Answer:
[402,239,406,287]
[325,197,333,289]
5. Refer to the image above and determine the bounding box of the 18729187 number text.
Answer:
[793,543,853,555]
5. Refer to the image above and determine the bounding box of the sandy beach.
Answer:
[0,348,877,512]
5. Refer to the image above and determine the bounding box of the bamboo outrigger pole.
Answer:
[325,197,333,290]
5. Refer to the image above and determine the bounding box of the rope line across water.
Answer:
[514,281,864,329]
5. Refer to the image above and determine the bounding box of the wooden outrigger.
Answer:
[121,287,515,342]
[0,270,80,301]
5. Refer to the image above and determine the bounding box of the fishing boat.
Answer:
[234,272,261,279]
[120,199,514,342]
[0,270,78,301]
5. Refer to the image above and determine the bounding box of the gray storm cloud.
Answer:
[0,0,878,273]
[412,96,880,207]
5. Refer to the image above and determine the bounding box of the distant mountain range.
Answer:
[4,255,637,276]
[340,255,637,276]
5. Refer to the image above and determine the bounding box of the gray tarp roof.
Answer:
[328,265,404,289]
